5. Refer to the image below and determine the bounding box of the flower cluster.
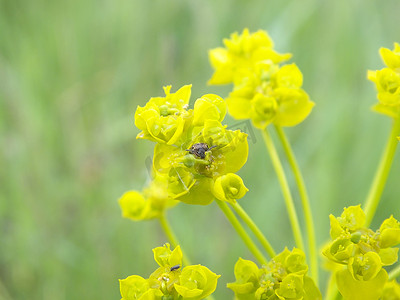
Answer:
[227,248,321,300]
[323,205,400,299]
[208,28,314,129]
[119,176,178,221]
[368,42,400,118]
[119,244,220,300]
[134,84,249,205]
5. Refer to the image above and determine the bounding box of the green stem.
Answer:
[216,200,268,265]
[325,273,338,300]
[159,214,216,300]
[364,116,400,227]
[274,125,318,286]
[262,127,305,251]
[158,214,191,266]
[230,202,276,258]
[389,263,400,280]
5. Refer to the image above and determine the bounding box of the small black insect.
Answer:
[170,264,180,271]
[186,143,217,159]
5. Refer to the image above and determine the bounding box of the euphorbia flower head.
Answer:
[227,248,321,300]
[209,28,291,85]
[209,29,314,129]
[324,205,400,300]
[120,244,220,300]
[134,85,249,205]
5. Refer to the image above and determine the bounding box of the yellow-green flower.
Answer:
[227,248,321,300]
[212,173,248,203]
[226,62,314,128]
[324,206,400,299]
[120,244,220,300]
[133,85,249,205]
[193,94,226,126]
[135,85,192,145]
[119,275,162,300]
[119,177,178,221]
[379,215,400,248]
[368,42,400,118]
[148,244,183,296]
[380,42,400,70]
[226,257,260,295]
[153,119,248,205]
[209,30,314,128]
[174,265,220,300]
[209,28,291,85]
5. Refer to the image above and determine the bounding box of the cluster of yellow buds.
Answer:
[119,244,220,299]
[130,84,249,206]
[323,205,400,299]
[119,176,178,221]
[227,248,321,300]
[208,29,314,129]
[368,43,400,118]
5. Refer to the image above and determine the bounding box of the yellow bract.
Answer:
[368,42,400,118]
[120,244,219,300]
[212,173,248,203]
[209,29,314,128]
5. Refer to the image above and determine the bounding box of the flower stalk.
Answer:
[364,115,400,227]
[216,200,268,265]
[389,264,400,280]
[274,125,318,286]
[262,127,305,251]
[230,202,276,258]
[158,214,191,266]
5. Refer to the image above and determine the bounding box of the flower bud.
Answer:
[350,231,362,244]
[119,191,147,221]
[212,173,248,203]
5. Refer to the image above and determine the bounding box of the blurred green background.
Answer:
[1,0,400,299]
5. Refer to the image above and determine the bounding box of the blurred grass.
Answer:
[1,0,400,299]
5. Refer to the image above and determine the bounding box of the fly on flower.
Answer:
[186,143,217,159]
[170,264,180,271]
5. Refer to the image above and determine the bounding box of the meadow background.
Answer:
[1,0,400,299]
